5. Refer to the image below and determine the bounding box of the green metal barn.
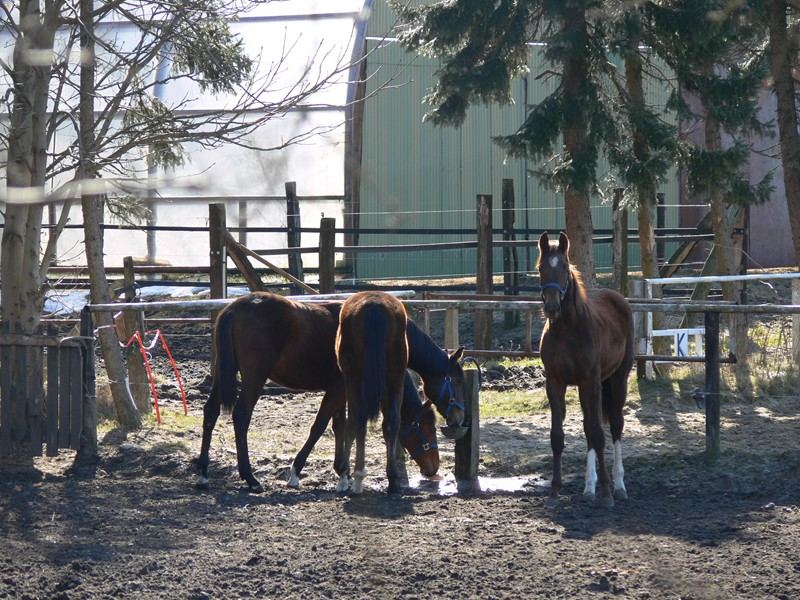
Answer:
[349,1,680,281]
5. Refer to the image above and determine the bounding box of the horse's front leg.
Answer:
[546,379,567,503]
[579,376,613,507]
[289,387,342,488]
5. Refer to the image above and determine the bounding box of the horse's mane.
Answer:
[406,318,448,372]
[569,264,589,312]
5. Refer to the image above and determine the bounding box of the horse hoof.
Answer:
[287,467,301,489]
[350,479,364,495]
[545,495,560,508]
[387,482,402,495]
[614,487,628,501]
[596,494,614,509]
[335,475,350,493]
[248,481,264,494]
[195,476,210,490]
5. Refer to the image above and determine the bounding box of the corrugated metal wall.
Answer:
[357,2,679,280]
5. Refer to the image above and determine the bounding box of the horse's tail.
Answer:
[215,309,239,413]
[354,306,386,429]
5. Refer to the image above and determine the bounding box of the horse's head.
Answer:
[537,231,571,321]
[423,347,466,428]
[400,400,440,477]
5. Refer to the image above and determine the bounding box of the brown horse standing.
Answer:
[537,232,634,507]
[335,291,409,495]
[196,292,440,492]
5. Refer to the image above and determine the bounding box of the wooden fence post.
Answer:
[77,306,97,463]
[793,280,800,365]
[121,257,150,414]
[704,310,720,461]
[475,194,493,349]
[285,181,305,293]
[629,279,647,379]
[209,203,227,368]
[319,217,336,294]
[209,203,227,302]
[444,309,460,350]
[455,369,480,493]
[611,188,628,295]
[502,179,519,328]
[238,199,248,246]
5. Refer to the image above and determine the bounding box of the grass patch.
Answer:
[480,387,581,418]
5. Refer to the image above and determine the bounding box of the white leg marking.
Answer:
[196,475,209,487]
[287,465,300,489]
[350,469,367,495]
[335,473,351,493]
[613,440,627,496]
[583,448,598,496]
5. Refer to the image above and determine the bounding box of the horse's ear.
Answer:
[450,347,464,364]
[538,232,550,257]
[558,231,569,256]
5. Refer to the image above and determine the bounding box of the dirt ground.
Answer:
[2,312,800,600]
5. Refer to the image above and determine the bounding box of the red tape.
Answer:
[121,330,188,424]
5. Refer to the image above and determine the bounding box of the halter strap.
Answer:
[435,376,465,416]
[540,280,569,300]
[400,399,438,459]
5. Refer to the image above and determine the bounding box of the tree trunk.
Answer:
[80,0,142,431]
[768,0,800,269]
[561,4,595,282]
[624,45,670,361]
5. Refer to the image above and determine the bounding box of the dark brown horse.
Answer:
[289,305,466,491]
[335,291,409,494]
[196,292,464,492]
[538,232,634,507]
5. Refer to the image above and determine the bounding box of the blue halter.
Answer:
[435,376,465,417]
[540,280,569,301]
[400,400,438,459]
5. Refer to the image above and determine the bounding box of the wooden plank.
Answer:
[455,370,481,491]
[208,203,228,302]
[13,345,28,453]
[46,346,60,456]
[59,347,71,448]
[224,231,267,292]
[27,346,43,456]
[793,280,800,365]
[0,345,12,455]
[70,348,83,450]
[0,334,83,347]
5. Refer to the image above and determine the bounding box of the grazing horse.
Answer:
[195,292,439,492]
[537,232,634,507]
[335,291,409,494]
[289,307,465,489]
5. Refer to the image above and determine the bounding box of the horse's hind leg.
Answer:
[289,387,342,488]
[580,377,613,507]
[605,368,629,500]
[350,418,368,495]
[382,386,402,494]
[232,380,263,492]
[196,381,221,488]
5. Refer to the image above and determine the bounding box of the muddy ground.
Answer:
[1,308,800,600]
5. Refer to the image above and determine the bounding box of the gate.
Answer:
[0,334,92,457]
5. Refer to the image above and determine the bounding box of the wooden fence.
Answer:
[0,319,96,458]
